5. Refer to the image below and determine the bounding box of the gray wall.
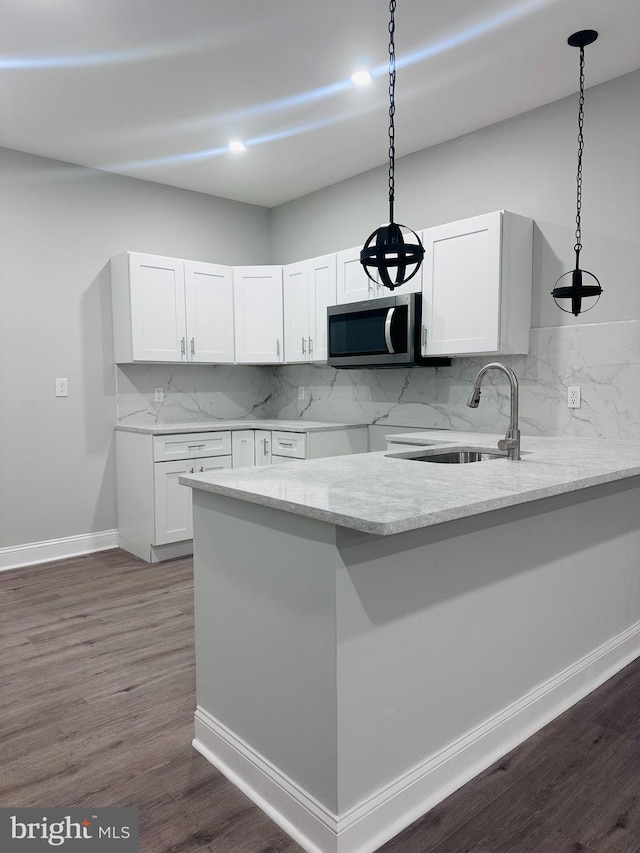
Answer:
[269,69,640,329]
[0,148,270,549]
[2,68,639,551]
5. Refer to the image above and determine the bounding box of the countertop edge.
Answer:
[181,462,640,536]
[115,420,368,435]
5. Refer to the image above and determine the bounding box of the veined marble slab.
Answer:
[180,432,640,536]
[115,419,367,435]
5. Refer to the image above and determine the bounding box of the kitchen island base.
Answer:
[190,478,640,853]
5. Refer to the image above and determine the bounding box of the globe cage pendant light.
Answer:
[360,0,424,291]
[551,29,603,317]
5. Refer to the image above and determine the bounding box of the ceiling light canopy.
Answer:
[360,0,424,291]
[228,139,247,153]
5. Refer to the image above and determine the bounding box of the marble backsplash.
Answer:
[115,363,273,424]
[269,320,640,440]
[115,320,640,441]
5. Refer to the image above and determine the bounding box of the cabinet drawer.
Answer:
[271,431,307,459]
[153,431,232,461]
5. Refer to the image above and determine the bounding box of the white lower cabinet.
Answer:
[154,456,232,545]
[255,431,272,465]
[232,430,256,468]
[116,425,368,562]
[115,430,232,563]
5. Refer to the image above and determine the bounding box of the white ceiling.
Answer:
[3,0,640,208]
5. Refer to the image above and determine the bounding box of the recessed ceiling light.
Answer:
[228,140,247,153]
[351,70,372,86]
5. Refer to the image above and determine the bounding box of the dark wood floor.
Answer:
[2,550,640,853]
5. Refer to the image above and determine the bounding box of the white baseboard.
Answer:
[0,530,119,572]
[193,618,640,853]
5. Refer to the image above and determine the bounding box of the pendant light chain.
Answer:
[387,0,396,223]
[551,28,601,317]
[359,0,424,290]
[574,44,586,262]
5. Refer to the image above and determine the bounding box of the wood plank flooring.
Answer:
[2,548,640,852]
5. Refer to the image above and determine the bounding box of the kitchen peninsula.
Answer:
[180,432,640,853]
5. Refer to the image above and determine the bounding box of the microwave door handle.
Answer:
[384,307,396,354]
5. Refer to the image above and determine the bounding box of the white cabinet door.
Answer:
[234,266,284,363]
[154,459,195,545]
[283,261,309,363]
[184,260,235,363]
[232,430,256,468]
[196,456,232,474]
[255,431,272,466]
[421,211,532,357]
[336,246,381,303]
[421,212,501,356]
[153,456,232,546]
[308,253,336,362]
[129,254,187,361]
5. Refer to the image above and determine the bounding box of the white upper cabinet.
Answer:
[111,252,234,363]
[284,254,336,362]
[420,211,533,357]
[233,266,284,363]
[283,261,309,363]
[184,260,234,363]
[336,246,384,303]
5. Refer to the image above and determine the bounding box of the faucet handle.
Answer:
[497,428,521,460]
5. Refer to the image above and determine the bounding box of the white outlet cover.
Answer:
[567,386,581,408]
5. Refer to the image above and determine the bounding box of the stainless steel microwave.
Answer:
[327,293,450,368]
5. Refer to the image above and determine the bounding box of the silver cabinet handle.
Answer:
[187,443,205,450]
[384,307,396,354]
[181,337,186,358]
[263,438,268,454]
[190,337,195,357]
[308,337,313,353]
[199,466,204,472]
[302,336,306,354]
[276,338,280,357]
[190,467,195,474]
[279,441,294,447]
[422,327,427,350]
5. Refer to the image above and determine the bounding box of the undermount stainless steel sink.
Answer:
[413,449,505,464]
[387,446,507,464]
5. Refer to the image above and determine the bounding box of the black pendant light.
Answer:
[360,0,424,291]
[551,29,603,317]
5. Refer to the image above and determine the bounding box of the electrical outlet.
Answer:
[154,387,164,403]
[298,386,305,401]
[55,378,68,397]
[567,386,581,408]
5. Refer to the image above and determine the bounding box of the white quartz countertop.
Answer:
[179,430,640,536]
[115,419,366,435]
